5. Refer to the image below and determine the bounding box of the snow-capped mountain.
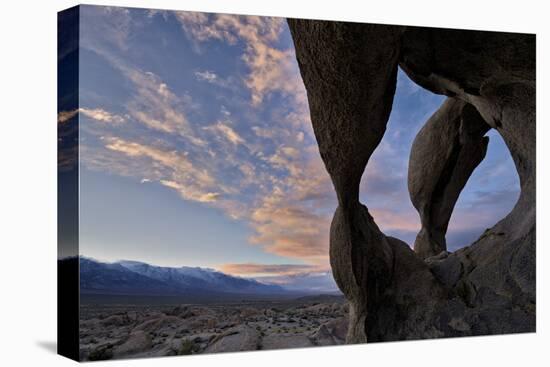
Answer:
[77,257,288,297]
[116,260,287,294]
[72,257,341,299]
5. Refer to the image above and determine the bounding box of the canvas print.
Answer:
[58,5,536,362]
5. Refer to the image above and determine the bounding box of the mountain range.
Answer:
[72,257,339,300]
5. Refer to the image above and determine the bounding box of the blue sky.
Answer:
[70,6,520,279]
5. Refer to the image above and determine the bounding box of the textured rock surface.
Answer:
[288,20,535,343]
[204,325,260,354]
[318,316,348,343]
[408,98,490,258]
[113,330,152,357]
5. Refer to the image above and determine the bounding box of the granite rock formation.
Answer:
[287,20,535,343]
[408,98,490,259]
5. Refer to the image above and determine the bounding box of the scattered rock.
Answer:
[113,330,152,357]
[133,316,182,333]
[100,314,129,327]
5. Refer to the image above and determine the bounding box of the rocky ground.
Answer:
[79,296,348,361]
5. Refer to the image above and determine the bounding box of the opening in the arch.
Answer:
[446,130,520,251]
[361,68,520,252]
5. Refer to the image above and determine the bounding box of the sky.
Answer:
[67,5,520,280]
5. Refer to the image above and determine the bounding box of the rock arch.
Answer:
[287,20,535,342]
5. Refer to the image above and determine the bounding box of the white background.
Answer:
[0,0,548,365]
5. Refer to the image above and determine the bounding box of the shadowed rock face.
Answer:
[288,20,535,343]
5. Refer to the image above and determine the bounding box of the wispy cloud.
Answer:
[251,126,275,139]
[80,107,126,123]
[203,121,245,145]
[194,70,218,82]
[175,11,239,44]
[220,105,231,117]
[168,12,335,266]
[175,12,303,106]
[76,8,418,270]
[81,12,207,149]
[124,69,207,147]
[160,180,220,203]
[193,69,234,89]
[58,108,126,124]
[103,137,224,203]
[88,6,132,51]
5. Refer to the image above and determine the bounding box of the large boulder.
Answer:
[203,325,260,354]
[323,317,348,342]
